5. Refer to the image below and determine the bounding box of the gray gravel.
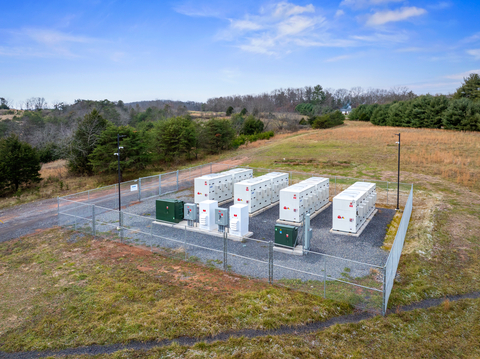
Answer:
[62,189,393,295]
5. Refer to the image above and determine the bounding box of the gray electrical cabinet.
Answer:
[215,207,229,232]
[184,203,197,227]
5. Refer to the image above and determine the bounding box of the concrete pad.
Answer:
[184,224,253,241]
[329,209,378,237]
[273,244,304,256]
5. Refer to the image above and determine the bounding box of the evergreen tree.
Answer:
[442,98,471,129]
[202,119,235,154]
[226,106,234,116]
[370,104,391,126]
[68,109,109,174]
[0,135,41,192]
[453,73,480,101]
[387,102,407,127]
[89,125,151,176]
[151,116,197,162]
[241,115,264,135]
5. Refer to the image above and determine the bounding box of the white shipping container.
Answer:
[194,173,232,204]
[279,183,317,222]
[234,177,272,213]
[332,189,370,233]
[261,172,289,202]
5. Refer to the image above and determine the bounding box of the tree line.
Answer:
[0,109,273,194]
[349,74,480,132]
[204,85,416,115]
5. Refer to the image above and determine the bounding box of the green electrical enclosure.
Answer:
[156,199,184,223]
[274,224,298,247]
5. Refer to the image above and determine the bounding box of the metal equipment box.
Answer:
[194,173,232,204]
[262,172,289,202]
[184,203,197,221]
[274,224,298,248]
[199,200,218,231]
[234,177,272,213]
[229,204,249,237]
[215,207,229,226]
[156,199,184,223]
[278,182,316,222]
[348,182,376,217]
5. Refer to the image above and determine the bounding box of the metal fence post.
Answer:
[57,197,60,225]
[387,181,389,206]
[150,224,153,250]
[119,210,124,242]
[92,205,96,236]
[159,174,162,196]
[138,178,142,201]
[382,266,387,316]
[88,190,90,201]
[184,226,187,260]
[335,176,337,195]
[223,232,228,271]
[210,162,212,174]
[176,170,179,191]
[323,256,326,299]
[268,241,274,284]
[74,215,77,231]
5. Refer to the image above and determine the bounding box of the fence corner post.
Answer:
[176,170,179,191]
[324,256,326,299]
[159,174,162,196]
[382,266,387,316]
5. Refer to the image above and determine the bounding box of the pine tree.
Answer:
[151,116,197,162]
[453,73,480,101]
[0,135,41,192]
[89,125,151,176]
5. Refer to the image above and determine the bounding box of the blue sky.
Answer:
[1,0,479,105]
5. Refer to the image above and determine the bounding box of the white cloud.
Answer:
[324,54,352,62]
[395,46,423,52]
[366,7,427,26]
[272,2,315,17]
[231,20,263,31]
[445,69,480,80]
[428,1,452,10]
[461,32,480,44]
[352,31,408,43]
[335,9,345,17]
[340,0,404,9]
[467,49,480,59]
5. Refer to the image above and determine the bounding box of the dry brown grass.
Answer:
[300,122,480,189]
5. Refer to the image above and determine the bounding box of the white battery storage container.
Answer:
[262,172,289,202]
[199,200,218,231]
[332,189,370,233]
[347,182,376,217]
[234,177,272,213]
[300,177,329,210]
[194,173,232,204]
[279,183,317,222]
[229,204,249,237]
[221,168,253,184]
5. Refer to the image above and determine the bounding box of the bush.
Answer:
[241,116,264,135]
[311,111,345,129]
[295,103,315,116]
[231,131,274,148]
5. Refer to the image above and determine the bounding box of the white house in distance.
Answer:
[341,105,352,115]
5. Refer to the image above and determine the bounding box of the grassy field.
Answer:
[70,297,480,358]
[1,120,479,356]
[0,228,351,352]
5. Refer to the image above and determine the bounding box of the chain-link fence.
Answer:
[58,161,413,314]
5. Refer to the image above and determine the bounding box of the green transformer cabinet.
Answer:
[156,199,184,223]
[274,224,298,248]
